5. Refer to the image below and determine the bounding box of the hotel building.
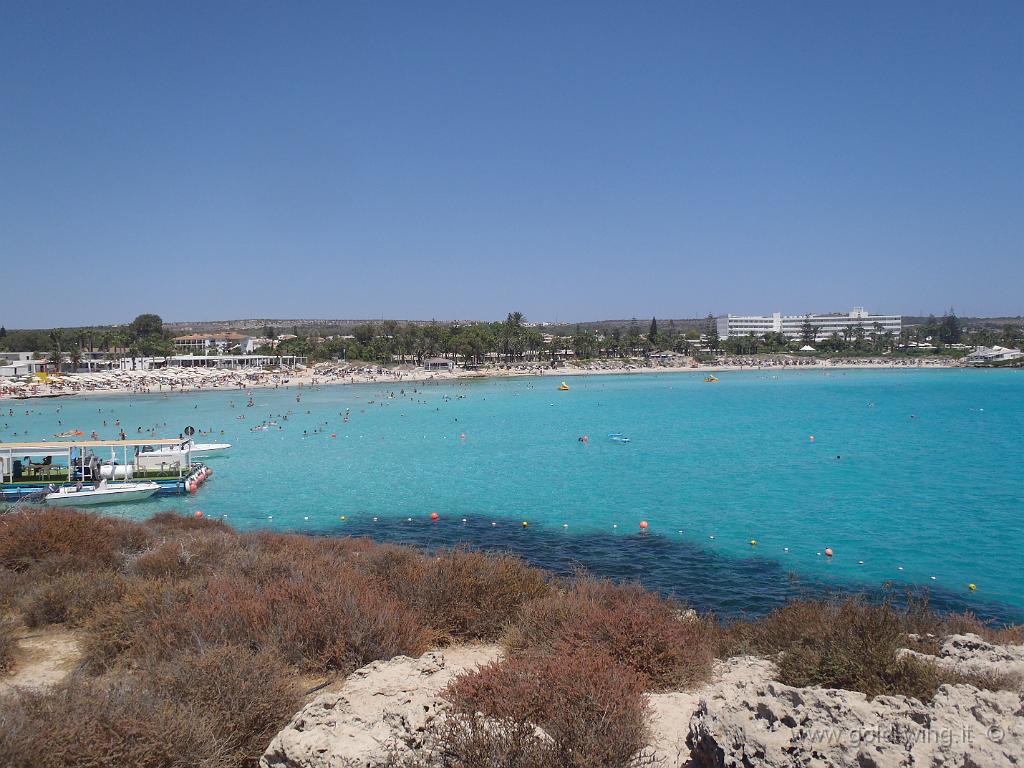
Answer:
[717,308,901,341]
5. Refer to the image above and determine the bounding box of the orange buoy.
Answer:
[431,512,439,521]
[639,520,649,530]
[330,433,336,438]
[206,468,213,477]
[824,547,834,557]
[194,510,203,519]
[188,481,197,494]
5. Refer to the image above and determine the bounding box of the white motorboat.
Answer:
[45,480,161,507]
[146,441,232,459]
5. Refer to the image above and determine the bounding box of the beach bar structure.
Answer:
[1,438,209,501]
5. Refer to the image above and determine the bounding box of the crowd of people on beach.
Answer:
[0,355,963,402]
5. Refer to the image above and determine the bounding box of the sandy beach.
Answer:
[0,355,961,401]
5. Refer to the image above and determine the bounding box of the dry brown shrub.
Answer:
[81,577,196,671]
[140,644,302,766]
[145,510,234,534]
[367,547,550,642]
[0,617,16,672]
[0,508,149,573]
[505,575,715,690]
[941,611,1024,645]
[443,650,651,768]
[0,568,29,611]
[133,531,239,579]
[772,599,981,701]
[0,644,299,768]
[88,564,432,674]
[19,570,126,628]
[0,676,218,768]
[717,599,831,657]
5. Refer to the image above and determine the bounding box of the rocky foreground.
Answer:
[262,634,1024,768]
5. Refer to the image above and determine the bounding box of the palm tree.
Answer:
[48,330,64,373]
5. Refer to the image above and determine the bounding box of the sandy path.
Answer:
[0,625,82,693]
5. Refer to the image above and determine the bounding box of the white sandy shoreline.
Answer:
[0,357,965,402]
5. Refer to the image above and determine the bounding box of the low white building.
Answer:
[172,333,254,355]
[423,357,454,372]
[717,307,901,341]
[965,345,1023,365]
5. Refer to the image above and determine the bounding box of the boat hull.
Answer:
[45,483,161,507]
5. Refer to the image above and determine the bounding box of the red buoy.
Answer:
[188,481,197,494]
[431,511,439,521]
[639,520,649,530]
[194,510,204,519]
[825,547,834,557]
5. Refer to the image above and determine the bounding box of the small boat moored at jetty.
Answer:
[1,438,212,502]
[144,440,231,459]
[45,480,161,507]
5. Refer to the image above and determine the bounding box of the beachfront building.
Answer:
[716,307,901,341]
[0,352,49,378]
[964,345,1023,365]
[423,357,454,372]
[172,333,255,355]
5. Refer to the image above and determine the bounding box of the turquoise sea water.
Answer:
[3,369,1022,621]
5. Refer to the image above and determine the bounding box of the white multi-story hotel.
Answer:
[717,307,901,341]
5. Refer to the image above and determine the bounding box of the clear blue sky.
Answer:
[1,1,1021,327]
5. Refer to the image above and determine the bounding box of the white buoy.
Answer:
[462,518,467,523]
[373,517,378,522]
[784,547,789,552]
[930,576,937,580]
[563,523,568,528]
[268,515,273,520]
[304,516,309,521]
[897,566,904,571]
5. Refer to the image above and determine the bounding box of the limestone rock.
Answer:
[685,655,1024,768]
[260,645,501,768]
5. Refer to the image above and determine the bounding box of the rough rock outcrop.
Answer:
[260,645,501,768]
[685,644,1024,768]
[262,635,1023,768]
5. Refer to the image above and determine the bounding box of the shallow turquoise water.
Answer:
[4,369,1022,619]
